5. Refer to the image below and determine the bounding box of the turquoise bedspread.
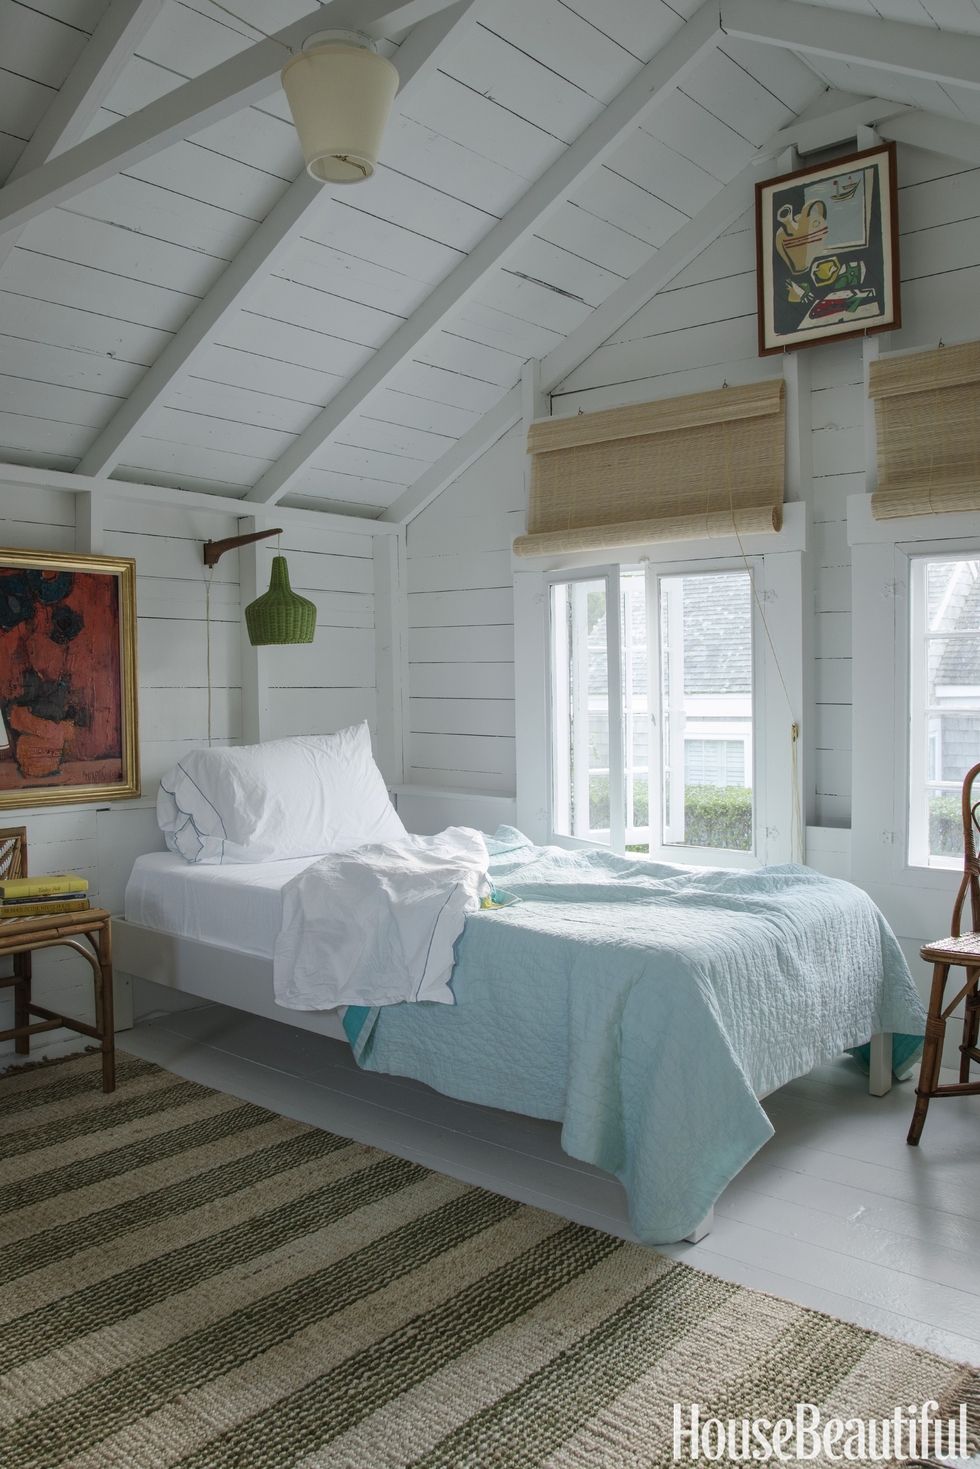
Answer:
[343,829,925,1244]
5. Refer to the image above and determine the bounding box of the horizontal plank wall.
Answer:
[404,426,524,793]
[404,139,980,834]
[0,485,380,1061]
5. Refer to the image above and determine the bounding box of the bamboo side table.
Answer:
[0,908,115,1093]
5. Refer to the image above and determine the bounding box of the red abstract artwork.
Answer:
[0,558,137,802]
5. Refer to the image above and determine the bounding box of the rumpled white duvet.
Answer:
[272,826,491,1009]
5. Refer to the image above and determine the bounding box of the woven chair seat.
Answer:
[921,933,980,965]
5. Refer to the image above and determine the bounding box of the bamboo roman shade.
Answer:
[869,340,980,520]
[513,379,785,558]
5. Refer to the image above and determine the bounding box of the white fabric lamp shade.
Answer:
[280,41,399,183]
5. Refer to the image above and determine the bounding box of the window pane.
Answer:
[551,579,611,841]
[621,568,649,847]
[911,557,980,866]
[659,570,753,852]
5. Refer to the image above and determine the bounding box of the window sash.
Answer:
[548,566,624,851]
[548,559,760,864]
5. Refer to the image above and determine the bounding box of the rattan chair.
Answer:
[0,824,116,1090]
[0,827,29,1050]
[908,761,980,1144]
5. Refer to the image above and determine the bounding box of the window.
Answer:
[550,564,755,858]
[909,554,980,869]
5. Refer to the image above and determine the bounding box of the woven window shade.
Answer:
[513,379,785,559]
[869,340,980,520]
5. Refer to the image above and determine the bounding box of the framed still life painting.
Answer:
[0,549,139,808]
[755,141,900,356]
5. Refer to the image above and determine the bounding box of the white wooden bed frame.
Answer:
[112,916,895,1245]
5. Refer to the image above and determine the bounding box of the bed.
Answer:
[115,830,925,1246]
[119,852,348,1043]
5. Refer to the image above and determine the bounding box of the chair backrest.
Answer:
[0,827,27,883]
[951,762,980,937]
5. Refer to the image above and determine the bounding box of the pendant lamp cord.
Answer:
[205,567,215,749]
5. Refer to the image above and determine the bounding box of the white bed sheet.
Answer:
[124,851,320,959]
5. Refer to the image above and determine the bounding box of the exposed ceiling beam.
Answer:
[0,463,399,536]
[879,109,980,166]
[380,388,523,527]
[381,92,896,526]
[722,0,980,91]
[243,0,722,506]
[0,0,461,238]
[773,95,911,154]
[0,0,166,274]
[76,2,476,478]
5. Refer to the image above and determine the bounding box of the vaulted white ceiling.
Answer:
[1,0,979,523]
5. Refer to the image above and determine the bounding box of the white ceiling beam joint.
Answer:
[0,0,167,274]
[722,0,980,92]
[878,109,980,165]
[75,0,477,478]
[0,464,399,535]
[243,0,722,506]
[0,0,463,238]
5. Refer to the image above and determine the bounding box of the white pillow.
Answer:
[157,723,406,864]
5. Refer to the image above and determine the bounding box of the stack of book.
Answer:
[0,874,90,919]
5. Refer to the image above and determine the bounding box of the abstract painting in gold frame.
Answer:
[0,549,139,808]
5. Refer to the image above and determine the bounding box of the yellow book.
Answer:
[0,874,89,898]
[0,897,90,918]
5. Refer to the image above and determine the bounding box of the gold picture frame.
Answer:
[0,548,139,808]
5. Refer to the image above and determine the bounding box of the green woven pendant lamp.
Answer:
[245,555,317,646]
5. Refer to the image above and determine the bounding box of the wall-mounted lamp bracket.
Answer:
[203,528,283,568]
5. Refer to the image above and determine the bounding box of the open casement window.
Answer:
[550,568,625,849]
[908,554,980,869]
[549,561,760,865]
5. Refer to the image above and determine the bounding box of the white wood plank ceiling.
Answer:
[0,0,977,520]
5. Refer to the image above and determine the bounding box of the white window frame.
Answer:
[644,556,762,868]
[907,553,980,871]
[513,503,806,869]
[548,564,625,851]
[848,495,976,938]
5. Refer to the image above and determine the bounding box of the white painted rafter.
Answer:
[879,109,980,166]
[0,0,462,238]
[0,0,167,274]
[722,0,980,91]
[381,93,903,526]
[0,463,399,536]
[76,1,477,478]
[243,0,722,506]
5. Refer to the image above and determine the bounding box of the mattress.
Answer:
[124,851,321,959]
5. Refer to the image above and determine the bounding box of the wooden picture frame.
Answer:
[755,141,901,356]
[0,549,139,808]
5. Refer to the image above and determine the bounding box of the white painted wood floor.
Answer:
[119,1004,980,1368]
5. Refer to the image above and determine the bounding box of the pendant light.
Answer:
[245,555,317,647]
[280,30,399,184]
[202,530,316,648]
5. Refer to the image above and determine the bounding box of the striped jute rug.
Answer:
[0,1054,975,1469]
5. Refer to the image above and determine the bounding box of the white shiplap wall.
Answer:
[403,142,980,830]
[0,487,378,1059]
